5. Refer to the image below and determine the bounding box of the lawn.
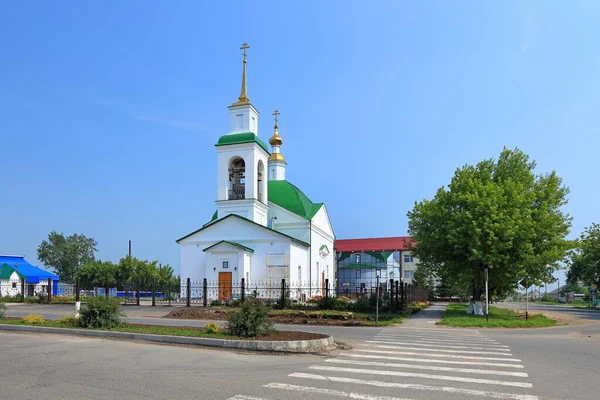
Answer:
[438,303,557,328]
[270,308,416,326]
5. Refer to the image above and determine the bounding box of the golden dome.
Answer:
[269,152,285,162]
[269,125,283,146]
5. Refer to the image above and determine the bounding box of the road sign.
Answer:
[591,289,597,297]
[591,284,597,290]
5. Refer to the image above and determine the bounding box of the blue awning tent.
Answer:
[0,255,59,293]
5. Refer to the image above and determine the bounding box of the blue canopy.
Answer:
[0,255,59,284]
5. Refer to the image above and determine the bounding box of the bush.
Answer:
[210,299,222,306]
[226,299,273,338]
[23,314,44,325]
[0,299,5,319]
[78,296,123,329]
[203,322,221,334]
[58,315,79,326]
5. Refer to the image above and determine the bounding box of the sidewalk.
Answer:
[399,302,447,329]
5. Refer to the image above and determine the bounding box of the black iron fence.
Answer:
[0,276,426,311]
[178,278,427,311]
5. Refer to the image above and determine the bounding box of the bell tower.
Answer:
[215,42,269,226]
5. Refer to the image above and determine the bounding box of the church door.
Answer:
[218,272,233,301]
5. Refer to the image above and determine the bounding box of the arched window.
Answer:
[257,160,265,202]
[228,157,245,200]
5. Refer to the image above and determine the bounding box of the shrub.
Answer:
[23,314,44,325]
[226,299,273,338]
[58,315,79,327]
[210,299,222,306]
[203,322,221,334]
[0,299,5,319]
[78,296,123,329]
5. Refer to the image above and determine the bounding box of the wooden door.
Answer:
[218,272,233,301]
[321,271,326,296]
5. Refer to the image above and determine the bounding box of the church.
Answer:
[177,43,335,300]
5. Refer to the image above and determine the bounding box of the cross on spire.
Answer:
[272,109,280,126]
[240,42,250,62]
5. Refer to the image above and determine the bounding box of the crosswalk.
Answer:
[228,326,538,400]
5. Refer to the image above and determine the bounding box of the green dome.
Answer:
[268,180,323,219]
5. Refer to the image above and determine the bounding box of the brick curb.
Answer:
[0,324,334,352]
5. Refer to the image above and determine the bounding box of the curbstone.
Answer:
[0,324,334,353]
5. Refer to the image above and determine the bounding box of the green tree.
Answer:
[407,148,572,301]
[567,223,600,287]
[37,231,98,283]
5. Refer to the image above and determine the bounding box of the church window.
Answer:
[228,158,246,200]
[12,282,17,288]
[223,261,229,269]
[298,266,301,282]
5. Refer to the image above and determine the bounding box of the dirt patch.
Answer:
[163,307,373,326]
[126,323,327,341]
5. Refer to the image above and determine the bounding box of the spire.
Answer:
[230,42,251,107]
[269,109,285,163]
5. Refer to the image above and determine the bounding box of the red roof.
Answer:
[334,237,415,253]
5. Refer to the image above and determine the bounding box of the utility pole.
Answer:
[128,240,132,257]
[485,268,489,322]
[557,279,560,302]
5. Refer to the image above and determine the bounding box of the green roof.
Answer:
[0,263,25,280]
[215,132,270,153]
[268,180,323,220]
[203,240,254,253]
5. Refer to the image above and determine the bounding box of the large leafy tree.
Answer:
[567,223,600,287]
[37,231,98,283]
[407,148,571,301]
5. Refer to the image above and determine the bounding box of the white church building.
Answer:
[177,43,335,301]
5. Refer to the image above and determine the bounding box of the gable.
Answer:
[203,240,254,253]
[311,204,335,239]
[177,214,309,246]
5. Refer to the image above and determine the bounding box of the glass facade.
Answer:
[336,251,401,298]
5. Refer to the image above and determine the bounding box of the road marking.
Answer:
[369,339,511,351]
[263,383,414,400]
[339,353,525,368]
[227,396,267,400]
[309,365,532,388]
[374,334,500,344]
[391,327,485,333]
[363,343,514,356]
[325,358,529,377]
[356,348,522,362]
[377,332,493,340]
[289,372,539,400]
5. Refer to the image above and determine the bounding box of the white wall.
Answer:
[267,203,310,244]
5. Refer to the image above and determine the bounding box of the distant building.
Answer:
[334,237,417,297]
[0,255,59,296]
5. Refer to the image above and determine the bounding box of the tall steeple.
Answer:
[227,42,259,135]
[268,109,287,181]
[230,42,250,107]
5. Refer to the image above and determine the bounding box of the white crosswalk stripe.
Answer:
[339,352,525,368]
[325,358,529,377]
[288,373,539,400]
[230,321,539,400]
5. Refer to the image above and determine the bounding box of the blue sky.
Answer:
[1,1,598,286]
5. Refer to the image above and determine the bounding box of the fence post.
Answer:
[20,278,25,303]
[152,278,156,306]
[325,278,329,308]
[281,279,286,309]
[105,279,109,298]
[404,282,408,309]
[389,279,395,312]
[395,280,399,311]
[47,278,52,303]
[203,278,208,307]
[186,278,191,307]
[168,280,171,307]
[136,278,141,305]
[241,278,245,302]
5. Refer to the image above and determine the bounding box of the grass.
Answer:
[438,303,557,328]
[0,319,234,339]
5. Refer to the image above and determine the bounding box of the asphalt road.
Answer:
[2,303,599,400]
[498,301,600,322]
